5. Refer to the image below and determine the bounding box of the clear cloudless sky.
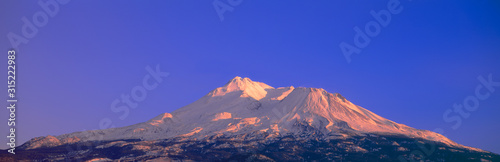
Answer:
[1,0,499,153]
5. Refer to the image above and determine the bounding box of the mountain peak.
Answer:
[209,77,274,100]
[229,76,243,81]
[225,76,272,88]
[225,76,249,86]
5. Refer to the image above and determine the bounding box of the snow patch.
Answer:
[148,113,173,126]
[213,112,232,121]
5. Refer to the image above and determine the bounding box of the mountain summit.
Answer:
[209,76,273,100]
[9,77,499,161]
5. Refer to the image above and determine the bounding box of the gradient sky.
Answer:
[1,0,500,154]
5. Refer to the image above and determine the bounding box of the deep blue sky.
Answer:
[1,0,499,153]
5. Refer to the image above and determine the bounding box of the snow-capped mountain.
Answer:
[24,77,450,146]
[6,77,499,161]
